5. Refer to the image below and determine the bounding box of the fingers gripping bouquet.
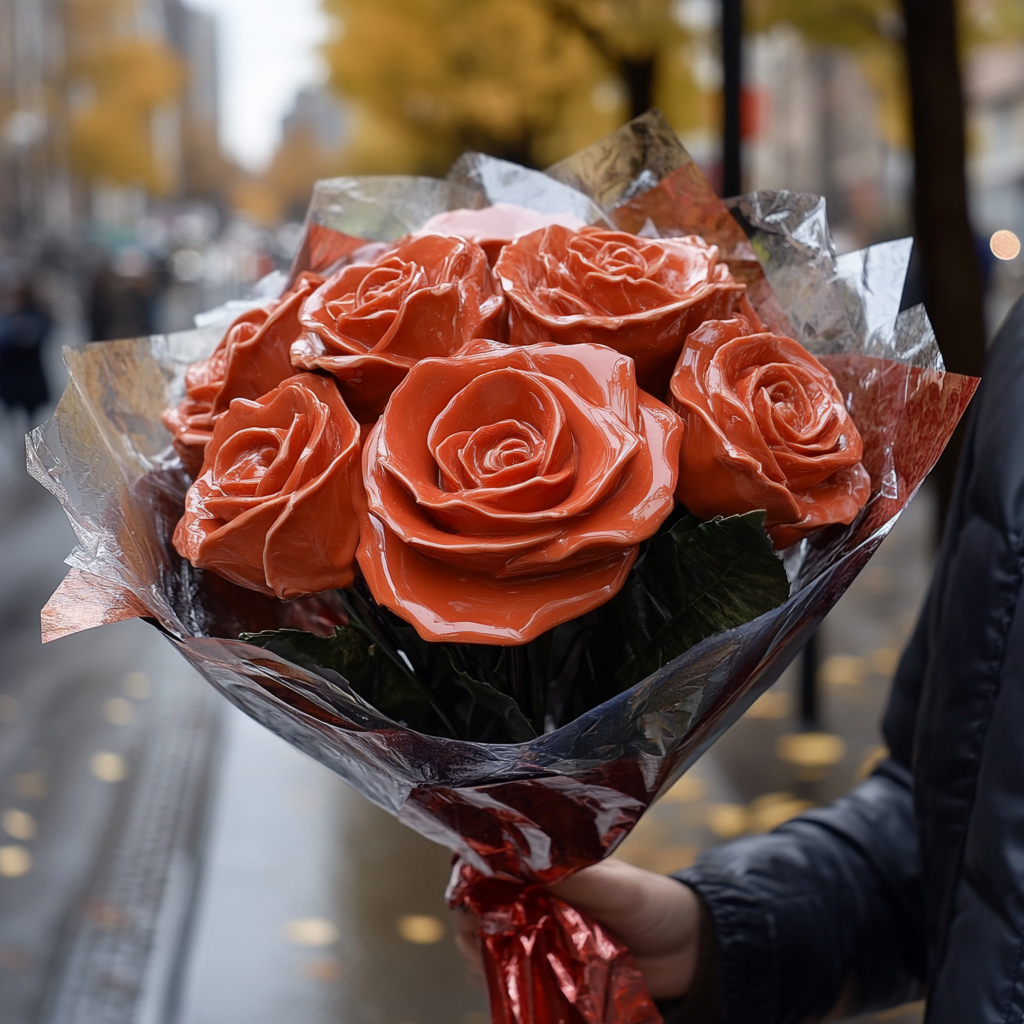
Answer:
[33,114,977,1023]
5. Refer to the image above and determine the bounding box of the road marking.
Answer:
[775,732,846,768]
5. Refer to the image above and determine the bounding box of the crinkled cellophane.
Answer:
[30,114,977,1024]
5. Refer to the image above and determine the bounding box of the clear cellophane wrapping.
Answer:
[30,114,977,1024]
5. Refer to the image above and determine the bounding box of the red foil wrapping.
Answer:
[453,867,661,1024]
[31,114,979,1022]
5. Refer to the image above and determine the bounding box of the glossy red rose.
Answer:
[358,340,682,644]
[415,203,586,264]
[173,373,362,599]
[292,234,504,421]
[669,317,871,547]
[162,272,323,471]
[494,225,746,398]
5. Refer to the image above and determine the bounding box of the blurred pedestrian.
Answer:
[0,282,51,423]
[88,248,161,341]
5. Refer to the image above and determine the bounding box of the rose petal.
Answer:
[174,494,286,596]
[263,454,362,598]
[289,341,411,423]
[363,420,565,575]
[356,509,637,645]
[670,317,869,538]
[162,272,323,469]
[210,274,321,417]
[506,393,682,572]
[427,368,574,506]
[414,203,587,264]
[173,373,362,599]
[768,462,872,547]
[382,368,638,532]
[496,225,747,395]
[295,234,502,418]
[433,421,553,491]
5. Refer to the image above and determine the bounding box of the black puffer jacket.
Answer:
[678,293,1024,1023]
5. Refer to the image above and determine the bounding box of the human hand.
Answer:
[454,858,703,1000]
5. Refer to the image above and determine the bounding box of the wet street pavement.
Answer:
[0,374,932,1023]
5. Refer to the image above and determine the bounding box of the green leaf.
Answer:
[578,510,790,701]
[241,626,448,735]
[241,618,538,744]
[446,657,537,743]
[240,510,789,742]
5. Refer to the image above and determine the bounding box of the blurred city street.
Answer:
[0,0,1022,1020]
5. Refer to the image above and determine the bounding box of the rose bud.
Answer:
[669,317,871,548]
[162,272,323,473]
[292,234,504,421]
[358,339,682,644]
[494,225,746,398]
[173,373,362,599]
[414,202,587,264]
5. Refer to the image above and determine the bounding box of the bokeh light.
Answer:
[990,229,1022,261]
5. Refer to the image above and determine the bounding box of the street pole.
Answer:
[721,0,743,197]
[800,629,819,728]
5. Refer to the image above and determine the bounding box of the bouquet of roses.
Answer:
[32,113,977,1024]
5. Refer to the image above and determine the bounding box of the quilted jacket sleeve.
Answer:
[674,756,926,1023]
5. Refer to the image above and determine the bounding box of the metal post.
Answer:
[721,0,743,197]
[800,629,819,727]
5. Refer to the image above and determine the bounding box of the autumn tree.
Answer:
[321,0,707,175]
[62,0,184,194]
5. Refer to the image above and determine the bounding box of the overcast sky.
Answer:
[189,0,330,171]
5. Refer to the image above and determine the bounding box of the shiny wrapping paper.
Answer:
[31,114,977,1024]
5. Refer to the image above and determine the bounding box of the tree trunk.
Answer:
[721,0,743,197]
[901,0,986,530]
[620,58,655,121]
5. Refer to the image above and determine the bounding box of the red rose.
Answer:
[357,340,682,644]
[494,225,746,397]
[162,272,323,471]
[173,373,362,599]
[292,234,504,420]
[669,317,871,547]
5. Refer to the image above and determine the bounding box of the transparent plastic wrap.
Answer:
[31,114,977,1024]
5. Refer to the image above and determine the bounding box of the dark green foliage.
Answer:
[241,624,448,736]
[581,511,793,700]
[243,511,790,743]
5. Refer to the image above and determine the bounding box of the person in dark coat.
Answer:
[457,293,1024,1022]
[0,283,51,421]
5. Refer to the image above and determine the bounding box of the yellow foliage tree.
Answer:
[63,0,184,194]
[321,0,707,175]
